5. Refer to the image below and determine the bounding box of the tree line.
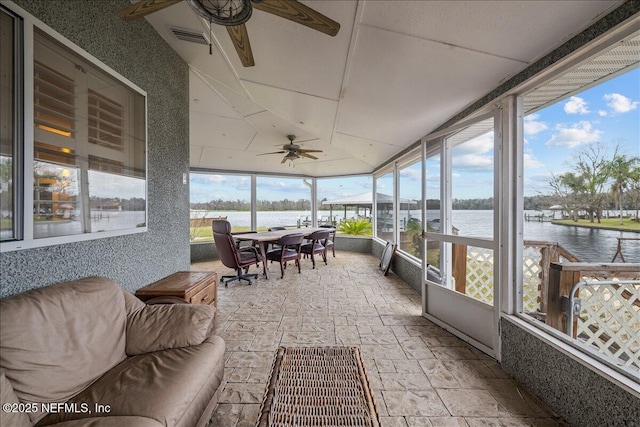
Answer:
[190,144,640,222]
[191,198,311,211]
[549,143,639,223]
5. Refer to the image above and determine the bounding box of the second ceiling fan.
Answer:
[118,0,340,67]
[258,135,323,164]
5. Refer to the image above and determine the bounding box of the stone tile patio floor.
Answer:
[193,251,566,427]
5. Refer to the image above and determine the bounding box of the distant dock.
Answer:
[525,213,553,222]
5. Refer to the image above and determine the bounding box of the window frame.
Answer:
[504,21,640,387]
[0,5,24,242]
[0,2,148,253]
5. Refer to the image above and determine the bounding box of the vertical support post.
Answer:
[539,245,550,313]
[546,262,580,333]
[452,243,467,294]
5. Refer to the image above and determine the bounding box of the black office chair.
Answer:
[213,220,264,286]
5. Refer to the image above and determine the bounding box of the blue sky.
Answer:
[191,69,638,203]
[523,68,639,197]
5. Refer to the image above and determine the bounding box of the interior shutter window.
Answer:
[88,89,124,151]
[34,61,75,138]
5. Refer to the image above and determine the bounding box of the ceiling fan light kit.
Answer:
[187,0,252,26]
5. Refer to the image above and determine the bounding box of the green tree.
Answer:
[607,153,640,224]
[551,143,612,223]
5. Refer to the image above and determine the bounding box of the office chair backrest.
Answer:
[212,220,240,269]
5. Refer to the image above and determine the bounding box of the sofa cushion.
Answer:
[0,277,128,424]
[125,303,215,355]
[0,370,31,427]
[36,335,226,427]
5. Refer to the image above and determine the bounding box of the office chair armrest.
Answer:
[238,245,261,258]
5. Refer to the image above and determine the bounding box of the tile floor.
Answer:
[194,251,566,427]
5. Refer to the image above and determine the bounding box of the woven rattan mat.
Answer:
[256,346,380,427]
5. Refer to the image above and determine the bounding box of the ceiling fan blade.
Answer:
[117,0,181,21]
[299,149,323,153]
[281,156,288,164]
[252,0,340,36]
[257,151,286,156]
[227,24,255,67]
[299,152,318,160]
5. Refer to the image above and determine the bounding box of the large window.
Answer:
[32,30,146,239]
[398,160,422,258]
[0,5,147,251]
[256,176,311,231]
[0,8,20,242]
[520,65,640,377]
[375,172,394,242]
[317,175,372,234]
[425,149,441,273]
[189,172,251,241]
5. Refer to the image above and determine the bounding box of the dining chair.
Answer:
[267,226,287,253]
[301,229,330,269]
[319,225,336,257]
[266,233,304,279]
[232,230,257,249]
[213,220,264,286]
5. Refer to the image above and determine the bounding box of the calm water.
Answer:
[196,209,639,263]
[33,211,146,238]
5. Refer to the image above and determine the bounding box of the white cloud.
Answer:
[399,167,421,181]
[524,153,544,169]
[545,121,602,148]
[604,93,639,113]
[453,132,493,156]
[564,96,590,115]
[453,153,493,171]
[598,110,608,117]
[524,114,548,135]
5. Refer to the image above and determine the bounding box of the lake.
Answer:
[193,209,639,263]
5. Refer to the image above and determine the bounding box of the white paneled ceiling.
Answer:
[137,0,622,176]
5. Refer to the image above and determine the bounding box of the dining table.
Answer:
[233,227,334,280]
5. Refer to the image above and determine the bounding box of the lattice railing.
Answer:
[456,241,576,309]
[464,247,494,305]
[547,262,640,373]
[522,246,543,312]
[572,280,640,371]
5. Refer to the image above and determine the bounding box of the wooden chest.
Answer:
[135,272,218,311]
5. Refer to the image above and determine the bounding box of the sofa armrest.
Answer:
[125,303,215,356]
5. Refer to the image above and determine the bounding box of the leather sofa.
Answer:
[0,276,225,427]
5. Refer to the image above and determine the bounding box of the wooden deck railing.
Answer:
[451,240,580,310]
[546,262,640,371]
[546,262,640,330]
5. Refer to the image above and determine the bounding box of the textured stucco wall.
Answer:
[0,0,190,296]
[372,239,422,295]
[334,235,371,254]
[501,318,640,426]
[191,235,372,263]
[191,242,218,263]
